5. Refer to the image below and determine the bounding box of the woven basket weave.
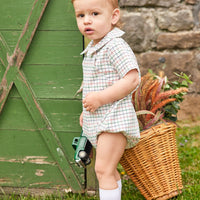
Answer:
[120,122,183,200]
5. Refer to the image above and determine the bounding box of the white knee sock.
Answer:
[117,179,122,192]
[117,179,122,193]
[99,187,120,200]
[117,179,122,199]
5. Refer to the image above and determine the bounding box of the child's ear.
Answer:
[111,8,120,26]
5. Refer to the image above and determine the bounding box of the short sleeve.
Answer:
[107,38,140,79]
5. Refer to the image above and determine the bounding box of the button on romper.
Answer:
[81,28,141,149]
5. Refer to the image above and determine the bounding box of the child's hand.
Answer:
[79,112,83,127]
[83,92,103,112]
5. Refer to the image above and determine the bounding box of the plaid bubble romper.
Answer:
[81,28,141,149]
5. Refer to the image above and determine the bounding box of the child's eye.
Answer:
[77,14,84,18]
[92,12,98,16]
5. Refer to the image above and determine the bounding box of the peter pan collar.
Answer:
[81,27,125,56]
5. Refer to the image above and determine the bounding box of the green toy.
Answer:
[72,133,93,168]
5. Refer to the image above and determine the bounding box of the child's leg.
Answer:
[115,168,121,182]
[95,132,127,199]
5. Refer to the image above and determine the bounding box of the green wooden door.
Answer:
[0,0,84,193]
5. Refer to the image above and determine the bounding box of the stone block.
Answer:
[177,95,200,121]
[119,0,181,7]
[195,51,200,70]
[137,51,194,77]
[193,1,200,27]
[157,31,200,49]
[121,10,156,52]
[157,9,194,32]
[185,0,197,4]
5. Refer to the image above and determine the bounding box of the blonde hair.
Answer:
[71,0,122,28]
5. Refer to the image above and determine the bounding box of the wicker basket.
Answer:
[120,122,183,200]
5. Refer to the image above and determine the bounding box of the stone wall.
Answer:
[120,0,200,121]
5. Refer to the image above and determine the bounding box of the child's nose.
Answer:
[84,15,92,24]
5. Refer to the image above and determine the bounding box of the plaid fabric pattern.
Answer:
[81,28,141,149]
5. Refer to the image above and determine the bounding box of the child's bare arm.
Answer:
[83,69,139,112]
[79,111,83,127]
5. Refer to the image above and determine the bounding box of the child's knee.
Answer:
[95,162,104,179]
[95,162,114,180]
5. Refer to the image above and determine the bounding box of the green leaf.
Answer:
[181,80,188,87]
[164,105,177,115]
[164,84,170,90]
[183,73,193,84]
[171,101,180,109]
[172,81,179,86]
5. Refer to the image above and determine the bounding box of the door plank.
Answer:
[38,0,78,30]
[0,0,36,30]
[39,99,82,132]
[22,64,82,99]
[0,162,67,189]
[23,30,82,65]
[0,129,79,189]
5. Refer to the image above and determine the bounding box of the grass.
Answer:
[1,124,200,200]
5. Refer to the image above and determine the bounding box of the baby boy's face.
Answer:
[73,0,117,45]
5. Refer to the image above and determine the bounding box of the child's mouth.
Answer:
[84,28,94,35]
